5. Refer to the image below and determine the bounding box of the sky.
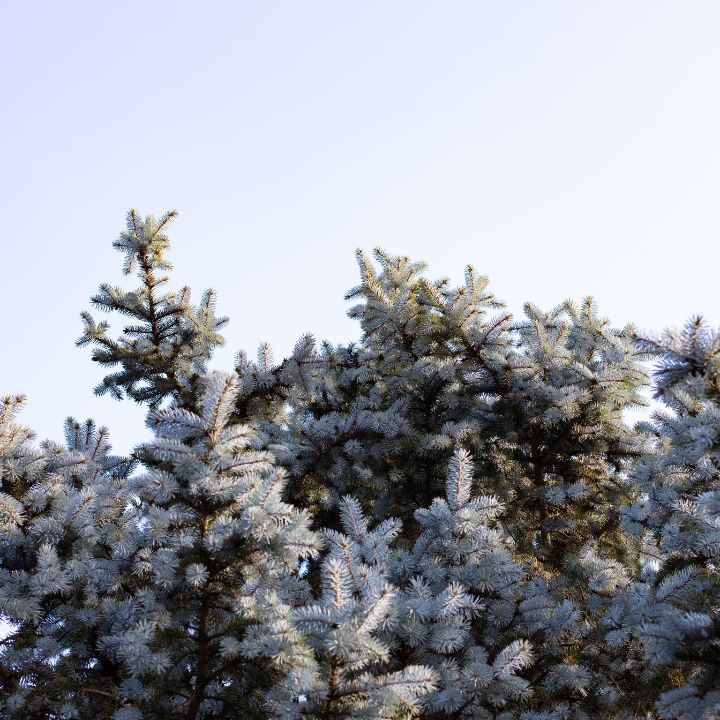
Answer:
[1,1,720,453]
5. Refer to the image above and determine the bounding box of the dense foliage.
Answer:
[1,211,718,719]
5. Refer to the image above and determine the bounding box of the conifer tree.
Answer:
[286,251,649,555]
[0,396,140,718]
[620,318,720,720]
[3,209,718,720]
[4,212,324,719]
[78,211,326,718]
[110,371,322,719]
[284,251,651,717]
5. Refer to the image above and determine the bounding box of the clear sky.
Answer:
[2,1,719,453]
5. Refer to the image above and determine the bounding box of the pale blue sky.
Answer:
[2,1,719,453]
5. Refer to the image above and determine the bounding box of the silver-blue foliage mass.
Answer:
[1,211,718,720]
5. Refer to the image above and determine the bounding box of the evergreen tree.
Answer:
[285,251,651,718]
[2,209,718,720]
[0,396,140,718]
[3,212,324,719]
[620,318,720,720]
[111,371,322,719]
